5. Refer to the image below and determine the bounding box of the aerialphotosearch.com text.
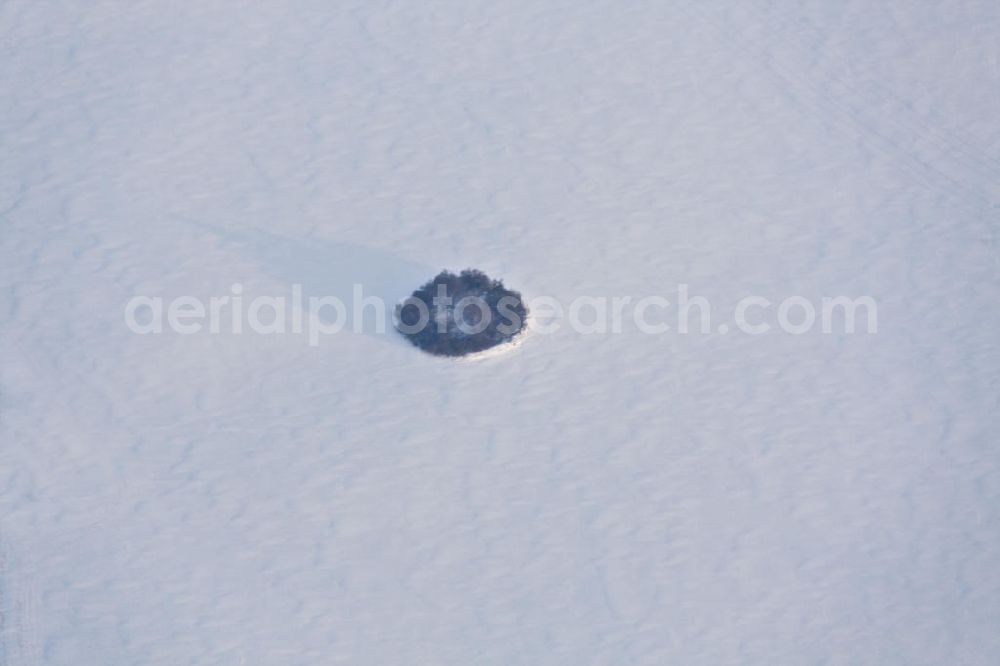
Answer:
[123,283,877,346]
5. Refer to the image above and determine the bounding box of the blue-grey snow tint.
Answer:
[397,269,527,357]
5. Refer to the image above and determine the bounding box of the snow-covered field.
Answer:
[2,1,999,664]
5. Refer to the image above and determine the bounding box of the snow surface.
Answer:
[2,1,1000,664]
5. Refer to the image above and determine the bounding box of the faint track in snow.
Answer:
[754,0,1000,185]
[685,1,1000,209]
[0,541,40,666]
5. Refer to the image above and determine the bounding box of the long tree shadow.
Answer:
[180,220,437,347]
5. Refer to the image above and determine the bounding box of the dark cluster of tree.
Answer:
[396,269,528,357]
